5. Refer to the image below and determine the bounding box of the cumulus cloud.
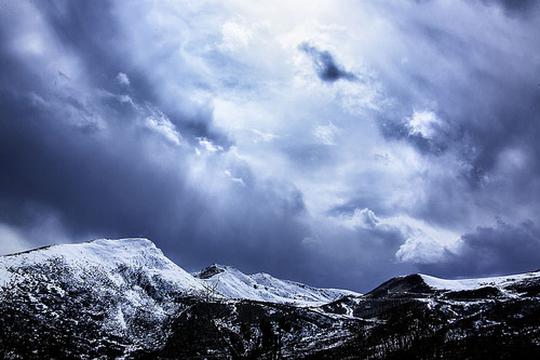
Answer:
[395,230,448,264]
[197,137,224,153]
[347,208,383,230]
[338,208,452,255]
[406,109,444,140]
[418,220,540,277]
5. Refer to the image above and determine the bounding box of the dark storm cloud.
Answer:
[378,113,451,156]
[0,89,191,238]
[299,42,357,83]
[0,1,312,283]
[482,0,540,15]
[415,0,540,16]
[419,220,540,277]
[3,0,540,292]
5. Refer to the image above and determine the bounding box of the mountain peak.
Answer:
[194,262,359,305]
[195,264,228,279]
[2,237,158,259]
[367,274,434,298]
[366,270,540,299]
[0,237,205,293]
[89,237,156,247]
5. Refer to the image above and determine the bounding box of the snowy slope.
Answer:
[419,271,540,292]
[0,238,358,306]
[194,264,360,305]
[0,238,205,293]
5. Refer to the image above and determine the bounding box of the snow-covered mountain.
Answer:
[366,270,540,299]
[419,271,540,292]
[1,238,540,359]
[0,238,356,306]
[0,238,205,293]
[194,264,358,305]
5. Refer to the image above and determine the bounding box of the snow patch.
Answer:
[419,271,540,291]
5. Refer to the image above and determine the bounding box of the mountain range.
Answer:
[1,238,539,359]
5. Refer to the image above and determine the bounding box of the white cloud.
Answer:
[197,137,223,153]
[117,94,134,105]
[220,21,253,52]
[407,109,443,139]
[116,72,130,86]
[251,129,278,143]
[313,121,340,145]
[395,229,448,264]
[224,169,246,186]
[145,111,182,146]
[337,207,460,264]
[495,146,528,173]
[348,208,381,230]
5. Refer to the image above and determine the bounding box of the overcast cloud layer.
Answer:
[0,0,539,291]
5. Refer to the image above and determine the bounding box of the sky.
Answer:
[0,0,540,291]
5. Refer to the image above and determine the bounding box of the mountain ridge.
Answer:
[6,237,539,295]
[0,238,359,306]
[1,238,540,359]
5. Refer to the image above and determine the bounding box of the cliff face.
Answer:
[1,238,540,359]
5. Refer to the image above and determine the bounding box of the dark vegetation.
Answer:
[1,259,540,359]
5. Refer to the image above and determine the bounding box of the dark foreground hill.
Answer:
[1,238,539,359]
